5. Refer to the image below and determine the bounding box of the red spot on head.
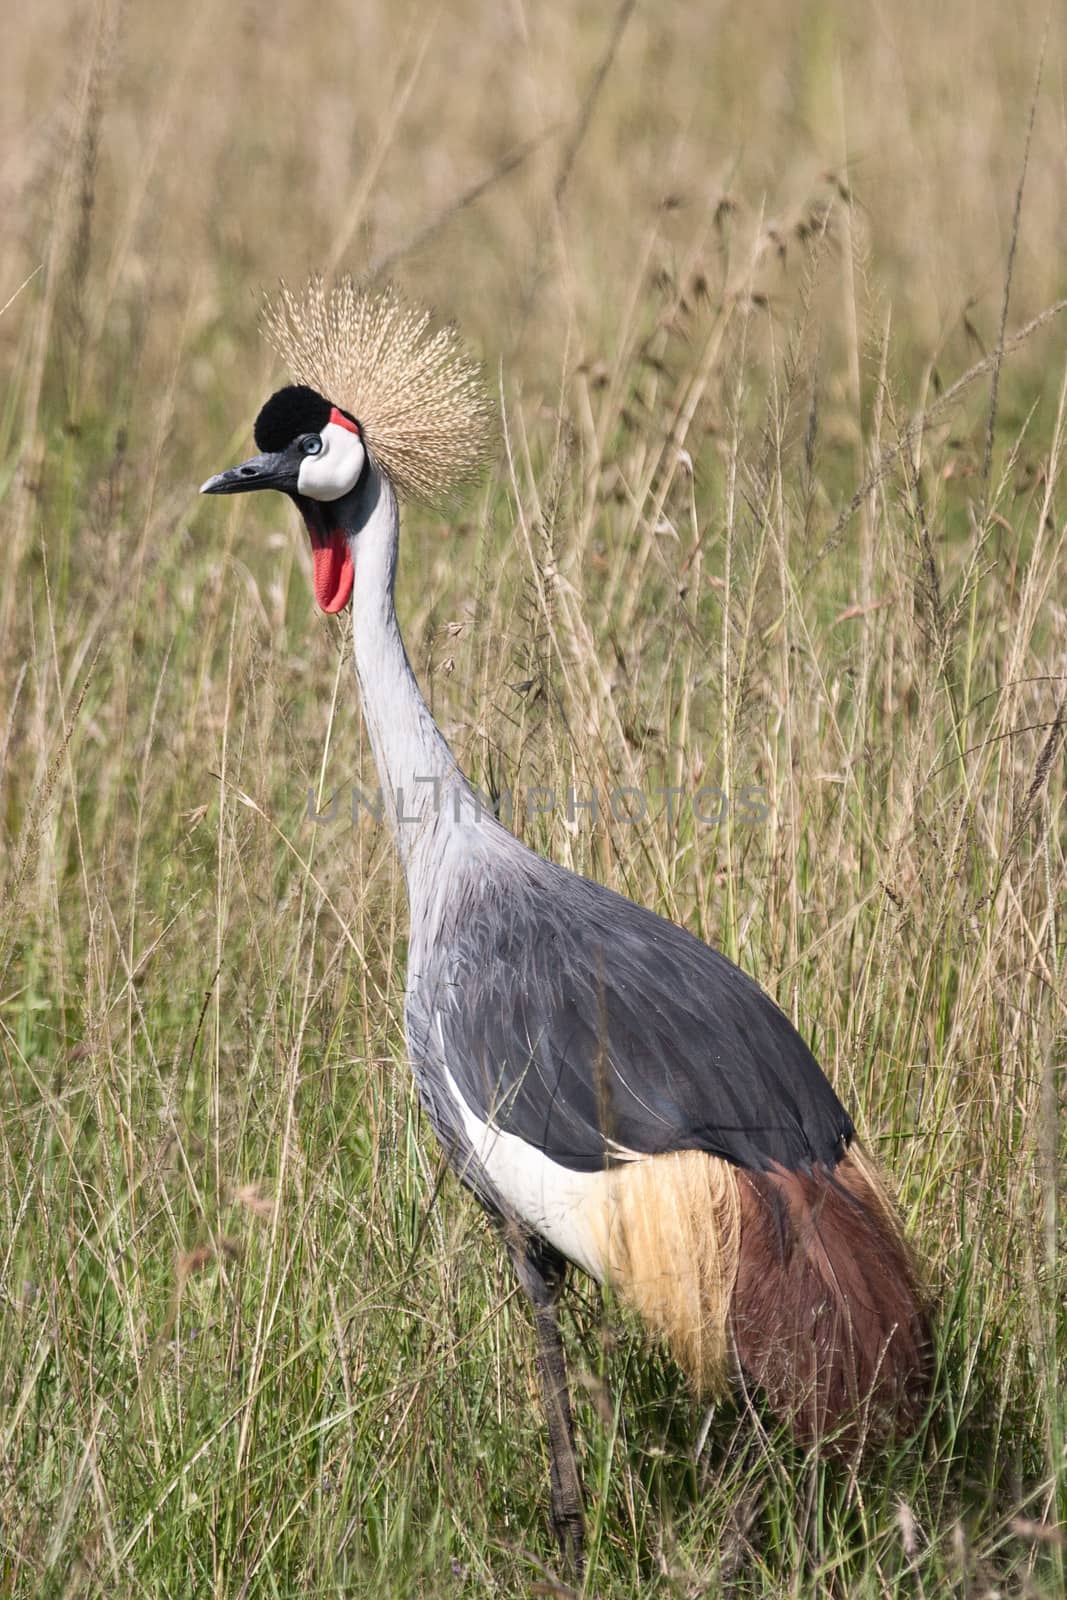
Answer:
[329,406,360,435]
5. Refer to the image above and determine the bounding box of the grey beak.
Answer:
[200,451,295,496]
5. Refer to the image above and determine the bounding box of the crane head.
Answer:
[200,384,365,613]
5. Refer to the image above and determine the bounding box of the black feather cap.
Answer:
[254,385,332,452]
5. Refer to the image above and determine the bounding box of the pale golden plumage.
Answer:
[262,277,495,504]
[592,1151,742,1395]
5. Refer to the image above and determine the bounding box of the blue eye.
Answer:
[301,435,323,456]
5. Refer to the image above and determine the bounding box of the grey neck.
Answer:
[336,463,481,884]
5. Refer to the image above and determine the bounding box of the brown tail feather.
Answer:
[731,1146,931,1450]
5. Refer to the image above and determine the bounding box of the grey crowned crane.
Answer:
[201,280,931,1571]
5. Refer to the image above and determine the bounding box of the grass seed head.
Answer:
[262,276,496,504]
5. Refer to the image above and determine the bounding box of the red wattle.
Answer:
[329,406,360,435]
[312,532,354,613]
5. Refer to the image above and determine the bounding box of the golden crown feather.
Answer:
[261,277,496,504]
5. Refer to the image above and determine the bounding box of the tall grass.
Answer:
[1,0,1064,1594]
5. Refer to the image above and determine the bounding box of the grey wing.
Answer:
[419,852,853,1177]
[403,990,515,1219]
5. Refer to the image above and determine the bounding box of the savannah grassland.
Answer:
[1,0,1066,1594]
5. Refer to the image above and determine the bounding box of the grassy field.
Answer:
[2,0,1066,1594]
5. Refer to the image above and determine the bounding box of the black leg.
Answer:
[510,1234,585,1576]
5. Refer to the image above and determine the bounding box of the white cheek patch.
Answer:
[297,421,366,501]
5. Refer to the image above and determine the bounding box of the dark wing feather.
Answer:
[410,849,853,1176]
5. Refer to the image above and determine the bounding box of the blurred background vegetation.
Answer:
[1,1,1064,1595]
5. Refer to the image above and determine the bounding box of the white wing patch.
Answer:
[297,420,366,501]
[436,1040,611,1280]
